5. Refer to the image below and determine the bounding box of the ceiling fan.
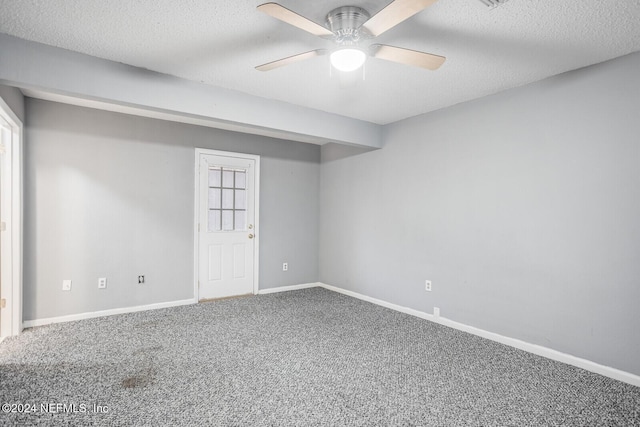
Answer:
[255,0,446,73]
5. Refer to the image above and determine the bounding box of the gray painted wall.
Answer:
[319,52,640,375]
[25,98,319,320]
[0,84,24,122]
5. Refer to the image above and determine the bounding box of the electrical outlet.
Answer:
[98,278,107,289]
[434,307,440,318]
[282,262,288,272]
[425,280,432,292]
[138,275,145,284]
[62,280,72,291]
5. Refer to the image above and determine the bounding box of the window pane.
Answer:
[235,211,246,231]
[208,168,221,187]
[235,171,246,189]
[222,169,234,188]
[222,189,234,209]
[208,188,221,209]
[235,189,246,210]
[208,210,221,232]
[222,210,234,231]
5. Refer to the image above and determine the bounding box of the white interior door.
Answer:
[198,152,258,300]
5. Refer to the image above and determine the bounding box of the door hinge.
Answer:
[0,222,6,232]
[0,142,5,155]
[1,298,6,309]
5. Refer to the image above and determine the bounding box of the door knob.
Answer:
[248,233,254,239]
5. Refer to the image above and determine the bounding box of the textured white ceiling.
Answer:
[1,0,639,124]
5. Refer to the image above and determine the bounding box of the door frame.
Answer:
[193,148,260,301]
[0,95,23,339]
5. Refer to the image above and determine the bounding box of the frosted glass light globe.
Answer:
[330,48,366,72]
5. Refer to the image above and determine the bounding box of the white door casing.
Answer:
[196,150,259,300]
[0,121,4,336]
[0,96,22,339]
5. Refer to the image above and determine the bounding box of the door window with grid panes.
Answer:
[207,167,247,231]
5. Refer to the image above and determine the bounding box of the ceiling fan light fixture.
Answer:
[330,48,366,72]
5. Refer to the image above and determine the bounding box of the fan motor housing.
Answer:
[326,6,371,45]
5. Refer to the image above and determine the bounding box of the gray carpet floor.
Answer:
[0,287,638,426]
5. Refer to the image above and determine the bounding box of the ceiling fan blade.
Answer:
[257,3,334,38]
[371,44,445,70]
[256,49,328,72]
[362,0,438,37]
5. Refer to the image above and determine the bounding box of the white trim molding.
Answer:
[23,298,196,328]
[257,283,320,295]
[315,283,640,388]
[0,94,23,339]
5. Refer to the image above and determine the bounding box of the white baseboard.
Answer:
[257,282,320,295]
[23,298,197,328]
[316,282,640,388]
